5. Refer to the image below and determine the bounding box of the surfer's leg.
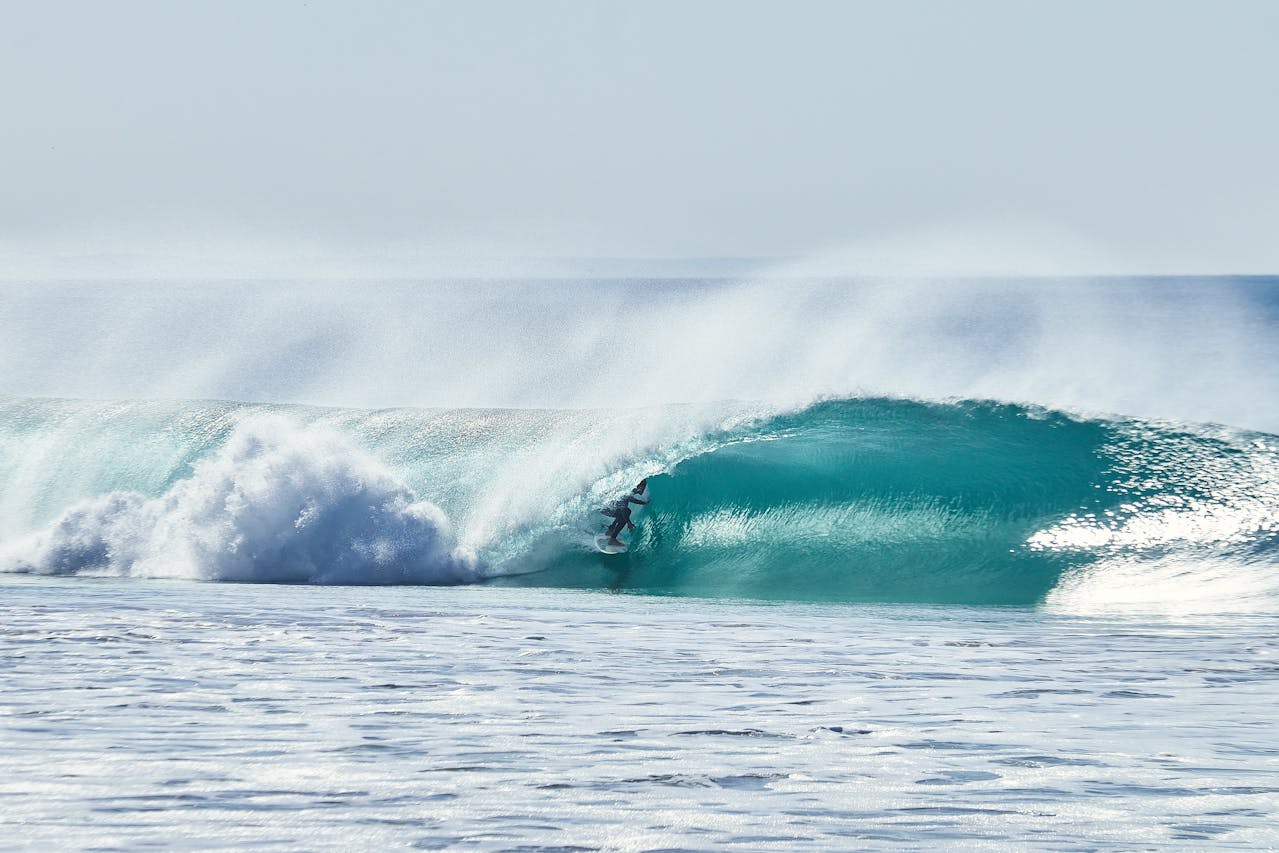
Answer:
[605,517,625,545]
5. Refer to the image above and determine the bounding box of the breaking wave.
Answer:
[0,415,477,584]
[1,395,1277,612]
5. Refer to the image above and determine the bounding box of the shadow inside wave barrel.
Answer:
[490,398,1112,605]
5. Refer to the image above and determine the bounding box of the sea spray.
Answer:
[5,277,1279,432]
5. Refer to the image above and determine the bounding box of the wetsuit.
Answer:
[604,493,649,540]
[605,503,635,540]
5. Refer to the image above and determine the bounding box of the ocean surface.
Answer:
[2,275,1278,848]
[4,578,1277,851]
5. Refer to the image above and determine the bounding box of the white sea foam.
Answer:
[0,418,478,584]
[1045,555,1279,616]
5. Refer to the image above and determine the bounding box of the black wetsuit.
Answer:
[604,494,648,540]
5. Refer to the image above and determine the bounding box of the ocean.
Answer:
[1,275,1278,849]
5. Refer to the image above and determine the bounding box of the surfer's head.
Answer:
[634,478,648,493]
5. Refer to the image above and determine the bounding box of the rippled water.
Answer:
[2,576,1277,850]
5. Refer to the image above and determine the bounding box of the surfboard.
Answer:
[593,535,628,555]
[593,481,650,555]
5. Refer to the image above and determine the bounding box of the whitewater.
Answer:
[2,275,1278,849]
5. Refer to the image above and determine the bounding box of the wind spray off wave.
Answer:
[2,395,1277,613]
[6,276,1279,430]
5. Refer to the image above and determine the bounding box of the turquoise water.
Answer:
[3,576,1276,850]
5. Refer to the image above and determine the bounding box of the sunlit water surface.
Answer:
[2,576,1277,851]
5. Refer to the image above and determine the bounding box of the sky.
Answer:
[2,0,1277,277]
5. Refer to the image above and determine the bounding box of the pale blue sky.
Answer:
[2,0,1277,275]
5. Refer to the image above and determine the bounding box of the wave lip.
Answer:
[0,417,478,584]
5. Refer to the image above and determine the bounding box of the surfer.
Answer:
[602,478,649,547]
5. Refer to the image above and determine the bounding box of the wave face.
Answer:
[2,395,1277,611]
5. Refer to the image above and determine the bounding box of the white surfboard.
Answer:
[593,481,650,554]
[593,535,629,555]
